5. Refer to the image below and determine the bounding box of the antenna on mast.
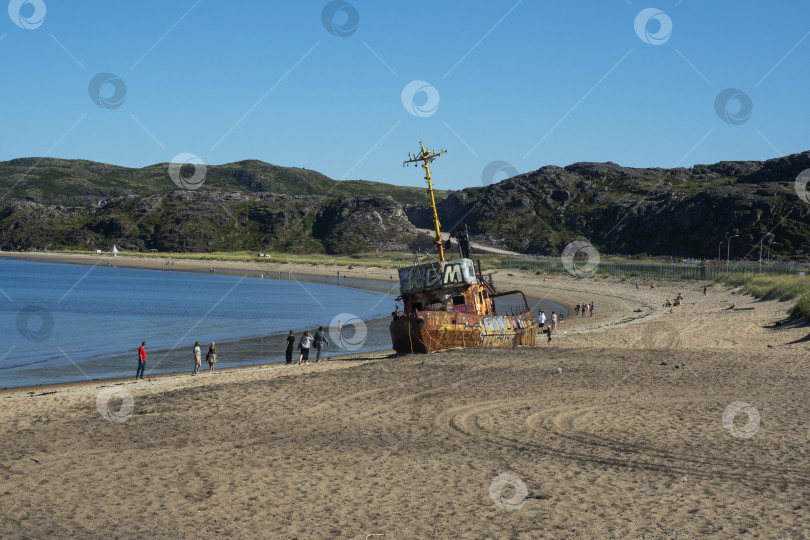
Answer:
[403,140,447,261]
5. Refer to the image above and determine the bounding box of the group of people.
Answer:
[537,301,596,345]
[540,310,562,329]
[285,326,330,365]
[134,341,219,380]
[575,302,594,317]
[664,292,685,312]
[537,310,563,344]
[192,341,218,374]
[136,324,334,381]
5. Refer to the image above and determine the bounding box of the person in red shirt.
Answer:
[136,342,146,379]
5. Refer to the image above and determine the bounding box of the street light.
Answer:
[759,233,773,272]
[718,241,723,262]
[727,234,739,264]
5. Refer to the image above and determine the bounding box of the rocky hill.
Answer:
[1,152,808,258]
[407,151,810,260]
[0,191,422,254]
[0,158,442,207]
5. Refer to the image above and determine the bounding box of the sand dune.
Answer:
[1,260,808,537]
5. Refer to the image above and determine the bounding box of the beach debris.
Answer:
[660,362,667,366]
[556,367,563,374]
[682,476,688,482]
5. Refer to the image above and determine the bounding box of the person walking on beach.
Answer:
[575,304,580,316]
[136,342,147,379]
[546,326,552,344]
[193,341,201,375]
[298,331,313,364]
[551,311,557,331]
[589,301,594,317]
[538,310,546,329]
[703,286,707,296]
[313,326,329,362]
[285,330,295,365]
[206,342,217,372]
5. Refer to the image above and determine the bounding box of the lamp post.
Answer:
[759,235,765,272]
[727,234,739,264]
[759,233,773,272]
[718,241,723,263]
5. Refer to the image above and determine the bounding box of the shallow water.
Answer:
[0,259,398,388]
[0,259,566,388]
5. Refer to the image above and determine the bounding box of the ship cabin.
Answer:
[396,258,495,316]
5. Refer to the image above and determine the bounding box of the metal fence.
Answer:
[499,258,806,280]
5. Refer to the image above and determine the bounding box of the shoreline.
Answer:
[0,347,397,398]
[0,250,401,281]
[3,253,809,537]
[1,253,404,390]
[1,251,573,392]
[3,251,805,396]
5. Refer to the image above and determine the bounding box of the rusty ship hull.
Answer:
[391,141,539,354]
[390,309,537,354]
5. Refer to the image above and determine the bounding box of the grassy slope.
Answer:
[719,274,810,322]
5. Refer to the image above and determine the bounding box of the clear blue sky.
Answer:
[1,0,808,190]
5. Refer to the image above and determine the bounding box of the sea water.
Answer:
[0,259,399,388]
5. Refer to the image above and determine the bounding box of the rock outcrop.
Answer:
[405,151,810,259]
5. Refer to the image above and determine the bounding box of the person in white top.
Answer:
[298,331,313,364]
[538,310,546,329]
[192,341,201,374]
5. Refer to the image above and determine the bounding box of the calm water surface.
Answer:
[0,259,399,388]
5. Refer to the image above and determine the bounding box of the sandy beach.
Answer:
[1,252,809,537]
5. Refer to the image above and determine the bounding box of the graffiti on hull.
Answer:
[398,258,476,294]
[390,311,537,353]
[429,314,534,349]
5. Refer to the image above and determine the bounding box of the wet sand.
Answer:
[1,253,809,537]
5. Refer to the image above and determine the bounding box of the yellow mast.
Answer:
[404,141,447,261]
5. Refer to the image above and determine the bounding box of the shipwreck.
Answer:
[390,142,538,353]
